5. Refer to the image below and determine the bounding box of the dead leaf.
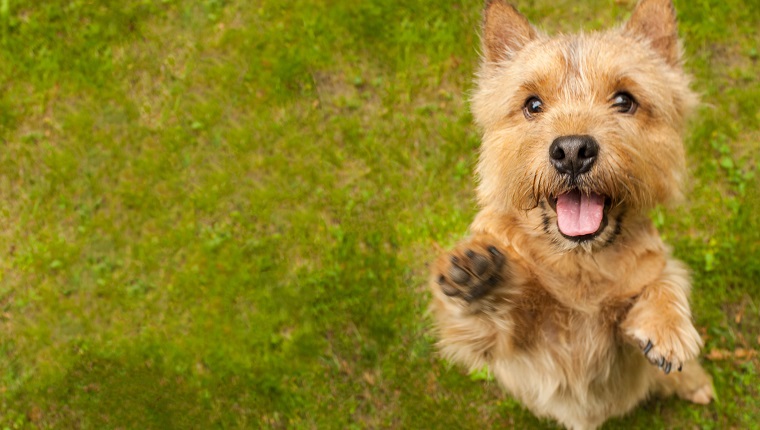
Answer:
[706,348,731,361]
[735,305,745,324]
[340,359,352,376]
[734,348,758,360]
[706,348,758,361]
[27,405,42,423]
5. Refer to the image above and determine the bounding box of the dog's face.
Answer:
[472,0,697,249]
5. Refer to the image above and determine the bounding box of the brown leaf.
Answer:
[734,348,758,359]
[28,405,42,423]
[340,359,352,376]
[706,348,731,361]
[735,306,744,324]
[362,371,375,386]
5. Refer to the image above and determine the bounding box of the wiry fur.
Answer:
[429,1,713,429]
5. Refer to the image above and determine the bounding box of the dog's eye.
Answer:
[611,92,637,114]
[523,97,544,119]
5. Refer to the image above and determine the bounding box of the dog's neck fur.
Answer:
[471,206,666,311]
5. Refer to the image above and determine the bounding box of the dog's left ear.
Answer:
[625,0,681,65]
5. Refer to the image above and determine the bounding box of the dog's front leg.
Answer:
[429,233,515,370]
[620,258,703,374]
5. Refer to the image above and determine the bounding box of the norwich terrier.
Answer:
[429,0,713,428]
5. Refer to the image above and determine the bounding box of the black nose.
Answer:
[549,135,599,177]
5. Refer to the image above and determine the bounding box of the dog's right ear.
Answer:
[482,0,537,63]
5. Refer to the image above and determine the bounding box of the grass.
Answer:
[0,0,757,428]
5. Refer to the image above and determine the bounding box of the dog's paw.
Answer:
[678,361,714,404]
[434,239,506,302]
[629,322,702,374]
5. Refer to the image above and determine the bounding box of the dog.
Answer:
[429,1,714,428]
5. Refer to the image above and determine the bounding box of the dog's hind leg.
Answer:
[652,359,714,405]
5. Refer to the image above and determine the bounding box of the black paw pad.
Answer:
[448,265,470,284]
[437,244,506,303]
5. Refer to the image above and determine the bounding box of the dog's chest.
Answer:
[508,285,632,364]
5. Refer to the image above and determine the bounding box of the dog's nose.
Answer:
[549,135,599,177]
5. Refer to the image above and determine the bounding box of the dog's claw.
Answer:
[637,338,691,374]
[642,340,653,355]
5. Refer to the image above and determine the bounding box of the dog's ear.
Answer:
[482,0,537,63]
[625,0,680,65]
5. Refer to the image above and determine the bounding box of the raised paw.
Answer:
[435,242,506,302]
[621,283,704,376]
[631,324,702,375]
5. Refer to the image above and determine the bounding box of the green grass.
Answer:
[0,0,757,428]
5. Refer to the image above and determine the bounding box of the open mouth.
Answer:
[549,189,610,241]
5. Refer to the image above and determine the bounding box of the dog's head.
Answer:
[472,0,697,248]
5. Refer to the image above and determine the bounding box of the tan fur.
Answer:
[429,1,713,429]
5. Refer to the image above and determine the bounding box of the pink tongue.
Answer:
[556,191,605,237]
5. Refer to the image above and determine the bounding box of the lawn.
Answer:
[0,0,757,428]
